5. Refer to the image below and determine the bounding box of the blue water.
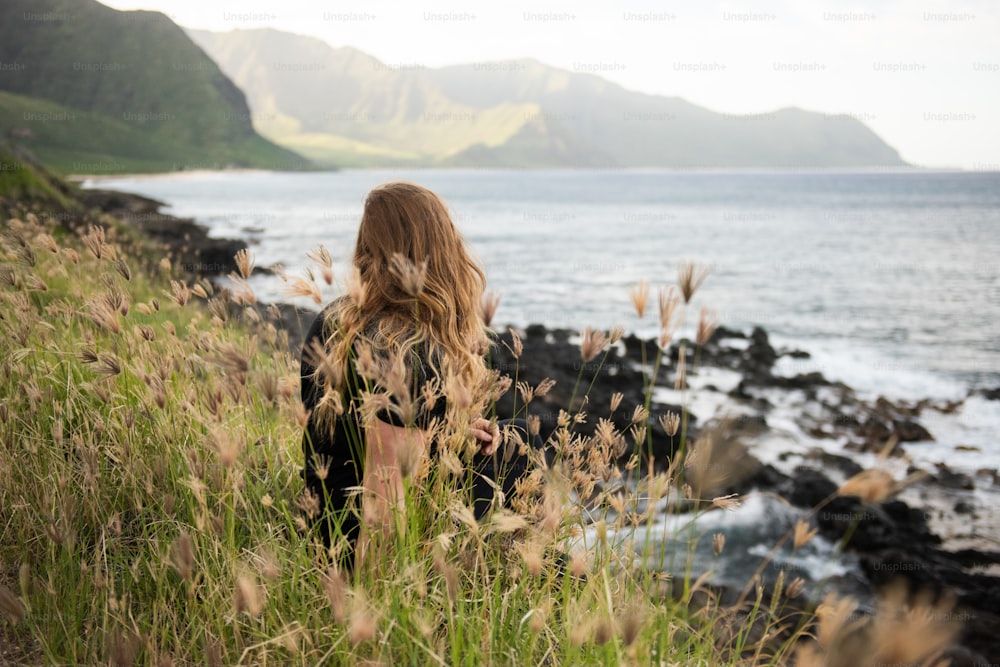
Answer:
[88,168,1000,400]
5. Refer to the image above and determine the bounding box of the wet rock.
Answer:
[785,466,838,508]
[743,463,792,491]
[934,463,976,491]
[954,500,974,514]
[893,418,934,442]
[82,188,247,278]
[803,449,865,478]
[744,326,777,377]
[818,498,940,551]
[708,325,747,342]
[490,326,690,462]
[976,386,1000,401]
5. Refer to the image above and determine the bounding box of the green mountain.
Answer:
[0,0,310,174]
[188,28,905,168]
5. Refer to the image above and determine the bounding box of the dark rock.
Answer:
[803,449,865,478]
[976,386,1000,401]
[743,463,792,491]
[948,549,1000,569]
[490,326,690,464]
[708,325,747,342]
[728,413,768,437]
[817,498,940,551]
[785,466,838,508]
[893,418,934,442]
[954,500,974,514]
[934,463,976,491]
[744,326,777,377]
[82,188,247,278]
[767,371,831,391]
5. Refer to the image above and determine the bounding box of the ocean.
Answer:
[87,168,1000,593]
[89,168,1000,395]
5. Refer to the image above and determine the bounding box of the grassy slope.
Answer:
[0,0,310,173]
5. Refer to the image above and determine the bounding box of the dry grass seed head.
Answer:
[480,290,501,327]
[793,519,819,549]
[786,577,805,599]
[388,252,427,297]
[306,245,333,284]
[837,469,896,504]
[285,275,322,305]
[0,265,17,288]
[674,343,687,389]
[348,609,378,645]
[517,539,545,576]
[321,568,348,624]
[234,248,254,280]
[83,225,106,259]
[0,585,25,624]
[170,532,195,581]
[712,494,741,512]
[506,326,523,360]
[296,489,320,520]
[168,280,190,306]
[678,260,710,304]
[579,327,609,362]
[87,300,121,334]
[629,279,650,318]
[658,285,681,334]
[869,582,959,665]
[659,411,681,437]
[696,306,720,346]
[234,572,263,617]
[620,603,645,647]
[114,257,131,281]
[433,555,460,603]
[534,377,556,397]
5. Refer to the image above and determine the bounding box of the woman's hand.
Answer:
[470,417,500,456]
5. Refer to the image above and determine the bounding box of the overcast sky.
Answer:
[101,0,999,169]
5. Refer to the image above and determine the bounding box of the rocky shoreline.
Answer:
[81,188,248,279]
[93,187,1000,664]
[495,324,1000,662]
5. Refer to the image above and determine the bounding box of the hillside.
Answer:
[189,28,905,169]
[0,0,310,173]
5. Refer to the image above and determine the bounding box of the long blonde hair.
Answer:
[325,182,489,402]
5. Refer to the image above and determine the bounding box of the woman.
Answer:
[300,182,537,568]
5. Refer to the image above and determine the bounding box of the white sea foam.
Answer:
[601,494,862,594]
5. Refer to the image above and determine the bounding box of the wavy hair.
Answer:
[324,182,489,403]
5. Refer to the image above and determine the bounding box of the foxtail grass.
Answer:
[0,212,959,666]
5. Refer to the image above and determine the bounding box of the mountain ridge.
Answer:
[0,0,310,173]
[188,27,906,169]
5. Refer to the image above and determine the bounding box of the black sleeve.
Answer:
[300,309,330,411]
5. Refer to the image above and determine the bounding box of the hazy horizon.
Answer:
[95,0,999,170]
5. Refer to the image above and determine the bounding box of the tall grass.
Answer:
[0,211,959,666]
